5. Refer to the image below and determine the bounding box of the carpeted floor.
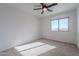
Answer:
[0,38,79,56]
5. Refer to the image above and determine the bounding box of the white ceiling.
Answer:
[4,3,79,17]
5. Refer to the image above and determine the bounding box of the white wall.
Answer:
[0,4,78,51]
[41,9,77,44]
[0,4,40,51]
[77,6,79,48]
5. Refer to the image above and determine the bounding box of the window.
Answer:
[51,20,58,32]
[51,17,69,32]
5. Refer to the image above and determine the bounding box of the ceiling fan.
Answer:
[33,3,58,14]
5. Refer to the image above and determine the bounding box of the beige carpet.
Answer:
[0,38,79,56]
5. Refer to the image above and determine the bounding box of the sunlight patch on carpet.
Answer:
[15,42,56,56]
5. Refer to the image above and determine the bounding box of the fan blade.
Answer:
[47,9,53,12]
[41,11,44,14]
[41,3,44,6]
[47,3,57,8]
[33,8,42,10]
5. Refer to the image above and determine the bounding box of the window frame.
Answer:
[50,17,69,32]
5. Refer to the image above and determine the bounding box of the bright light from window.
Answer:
[15,42,56,56]
[15,42,45,51]
[59,18,68,31]
[51,20,58,32]
[51,17,69,32]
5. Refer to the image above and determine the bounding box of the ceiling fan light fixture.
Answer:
[34,3,58,14]
[43,8,47,11]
